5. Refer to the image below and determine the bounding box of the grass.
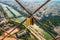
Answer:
[0,30,3,36]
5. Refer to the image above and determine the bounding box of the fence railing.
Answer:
[0,0,57,40]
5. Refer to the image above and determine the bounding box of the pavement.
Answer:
[0,26,20,40]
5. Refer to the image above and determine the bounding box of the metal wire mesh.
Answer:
[0,0,57,40]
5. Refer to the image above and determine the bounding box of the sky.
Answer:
[20,0,60,1]
[51,0,60,1]
[19,0,60,3]
[0,0,60,1]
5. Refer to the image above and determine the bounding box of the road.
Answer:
[0,26,19,40]
[26,24,45,40]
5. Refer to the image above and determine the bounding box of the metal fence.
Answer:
[0,0,57,40]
